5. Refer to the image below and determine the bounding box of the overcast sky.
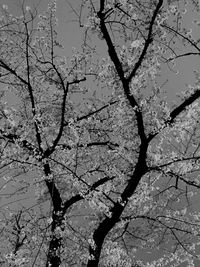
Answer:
[1,0,200,102]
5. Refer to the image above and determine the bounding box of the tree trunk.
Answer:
[43,163,64,267]
[87,143,148,267]
[87,203,124,267]
[46,210,64,267]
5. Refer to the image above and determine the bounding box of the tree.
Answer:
[73,0,200,266]
[0,2,120,266]
[1,0,200,266]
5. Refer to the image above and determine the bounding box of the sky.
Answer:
[0,0,84,56]
[158,3,200,103]
[1,0,199,103]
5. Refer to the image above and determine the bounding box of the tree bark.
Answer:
[46,210,64,267]
[87,142,148,267]
[44,163,64,267]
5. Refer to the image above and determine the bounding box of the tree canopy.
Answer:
[1,0,200,266]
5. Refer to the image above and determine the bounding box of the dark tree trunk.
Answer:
[46,210,64,267]
[87,144,148,267]
[87,203,124,267]
[43,163,64,267]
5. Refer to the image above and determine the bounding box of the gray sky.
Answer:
[0,0,83,55]
[1,0,199,102]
